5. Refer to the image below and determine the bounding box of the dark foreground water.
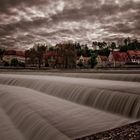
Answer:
[0,73,140,140]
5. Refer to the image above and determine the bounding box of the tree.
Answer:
[56,42,76,69]
[119,45,127,52]
[89,52,97,68]
[49,47,55,51]
[110,42,116,50]
[124,37,131,46]
[25,49,30,66]
[26,48,37,66]
[0,48,5,61]
[98,48,110,57]
[124,38,128,46]
[36,44,47,68]
[18,61,25,67]
[84,45,91,57]
[4,61,9,66]
[11,58,19,67]
[132,39,140,50]
[120,38,140,51]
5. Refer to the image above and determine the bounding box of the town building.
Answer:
[44,51,58,68]
[96,55,109,67]
[127,50,140,64]
[109,51,130,67]
[76,55,91,68]
[3,50,25,64]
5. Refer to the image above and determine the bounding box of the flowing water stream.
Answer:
[0,73,140,140]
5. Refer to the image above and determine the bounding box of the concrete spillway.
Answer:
[0,73,140,139]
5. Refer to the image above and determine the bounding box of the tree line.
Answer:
[0,37,140,69]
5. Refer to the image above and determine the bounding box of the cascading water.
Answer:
[0,74,140,118]
[0,73,140,140]
[38,72,140,82]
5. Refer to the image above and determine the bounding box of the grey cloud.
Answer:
[0,0,140,49]
[0,0,49,12]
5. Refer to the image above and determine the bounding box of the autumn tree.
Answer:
[56,42,76,69]
[36,44,47,68]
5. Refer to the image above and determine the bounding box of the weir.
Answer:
[38,72,140,82]
[0,73,140,139]
[0,74,140,118]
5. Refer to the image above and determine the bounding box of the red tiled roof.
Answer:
[45,51,57,57]
[112,52,129,62]
[16,51,25,57]
[5,50,16,55]
[127,50,140,56]
[4,50,25,57]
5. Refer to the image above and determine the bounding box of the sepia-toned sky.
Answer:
[0,0,140,50]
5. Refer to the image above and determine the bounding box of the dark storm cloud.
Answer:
[0,0,139,49]
[0,0,49,13]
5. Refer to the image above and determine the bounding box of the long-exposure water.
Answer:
[0,73,140,140]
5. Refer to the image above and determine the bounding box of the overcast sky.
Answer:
[0,0,140,50]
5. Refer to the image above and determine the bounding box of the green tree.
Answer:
[120,38,140,51]
[132,39,140,50]
[0,48,5,61]
[119,45,128,52]
[11,58,19,67]
[110,42,116,50]
[89,53,97,68]
[49,47,55,51]
[18,61,25,67]
[98,48,110,57]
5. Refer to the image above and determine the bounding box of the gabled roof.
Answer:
[112,52,129,61]
[79,55,90,61]
[45,51,57,57]
[16,51,25,57]
[5,50,16,55]
[98,55,108,61]
[127,50,140,56]
[4,50,25,57]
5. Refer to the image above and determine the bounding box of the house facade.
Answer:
[3,50,25,64]
[76,55,90,68]
[44,51,58,68]
[96,55,109,67]
[127,50,140,64]
[109,51,130,67]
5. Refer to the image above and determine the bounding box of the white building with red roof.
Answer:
[127,50,140,64]
[109,51,130,67]
[3,50,25,63]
